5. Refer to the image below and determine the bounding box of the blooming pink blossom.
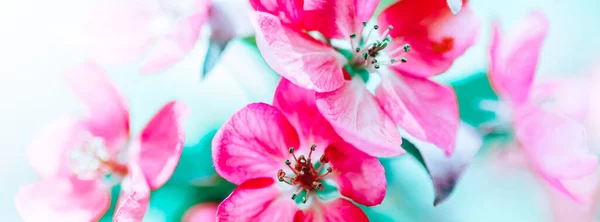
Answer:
[212,79,385,221]
[252,0,479,156]
[15,62,189,221]
[488,12,598,203]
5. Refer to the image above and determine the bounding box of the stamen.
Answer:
[289,147,298,162]
[350,34,357,52]
[380,25,393,40]
[364,24,378,45]
[308,144,316,160]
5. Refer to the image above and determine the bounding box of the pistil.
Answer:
[277,145,332,204]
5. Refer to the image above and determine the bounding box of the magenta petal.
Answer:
[132,101,189,189]
[27,118,86,178]
[515,106,598,181]
[273,79,340,147]
[401,124,482,206]
[254,11,346,93]
[326,143,386,206]
[298,199,369,222]
[213,103,300,185]
[217,178,299,221]
[139,11,209,74]
[250,0,304,25]
[376,72,459,156]
[379,0,479,77]
[63,61,130,155]
[114,165,151,221]
[15,177,110,222]
[489,12,548,105]
[182,203,218,222]
[316,78,404,157]
[302,0,379,40]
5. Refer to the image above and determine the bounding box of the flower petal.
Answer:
[378,0,479,77]
[273,79,340,148]
[316,78,404,157]
[27,118,87,178]
[15,177,110,222]
[375,72,459,156]
[132,101,189,189]
[447,0,462,15]
[250,0,303,26]
[213,103,300,185]
[254,11,346,93]
[489,12,548,105]
[139,10,209,74]
[302,0,379,40]
[297,199,369,222]
[217,178,300,221]
[182,203,218,222]
[401,123,482,206]
[326,142,386,206]
[515,106,598,180]
[113,164,151,221]
[63,61,130,155]
[544,172,600,205]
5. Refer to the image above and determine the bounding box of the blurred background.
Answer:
[1,0,599,221]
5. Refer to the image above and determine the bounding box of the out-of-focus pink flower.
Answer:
[488,12,598,204]
[15,62,189,221]
[183,203,218,222]
[63,0,210,74]
[252,0,479,157]
[212,79,384,221]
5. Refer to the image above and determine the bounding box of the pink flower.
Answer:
[488,12,598,203]
[212,79,385,221]
[15,62,189,221]
[183,203,219,222]
[63,0,210,74]
[252,0,479,156]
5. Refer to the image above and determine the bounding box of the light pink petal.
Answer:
[217,178,300,221]
[531,78,591,122]
[15,177,110,222]
[182,203,218,222]
[326,142,386,206]
[302,0,379,40]
[114,164,151,221]
[250,0,304,26]
[378,0,479,77]
[139,11,209,74]
[63,61,130,155]
[400,124,482,206]
[489,12,548,105]
[375,72,459,156]
[515,106,598,180]
[254,11,346,93]
[27,118,87,178]
[273,79,340,148]
[547,172,600,219]
[316,78,404,157]
[131,101,189,190]
[297,199,369,222]
[212,103,300,185]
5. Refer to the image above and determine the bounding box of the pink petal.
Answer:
[182,203,218,222]
[375,72,459,156]
[131,101,189,190]
[27,118,87,178]
[378,0,479,77]
[250,0,304,26]
[273,79,340,148]
[114,164,151,221]
[217,178,300,221]
[515,106,598,181]
[531,78,591,122]
[254,11,346,93]
[297,199,369,222]
[447,0,463,15]
[302,0,379,40]
[63,61,130,155]
[139,11,209,74]
[212,103,300,185]
[489,12,548,105]
[400,124,482,206]
[15,177,111,222]
[326,142,386,206]
[316,78,404,157]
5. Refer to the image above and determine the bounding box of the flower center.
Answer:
[348,22,411,72]
[277,145,333,204]
[68,135,128,181]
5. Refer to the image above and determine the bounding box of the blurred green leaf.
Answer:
[450,72,498,127]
